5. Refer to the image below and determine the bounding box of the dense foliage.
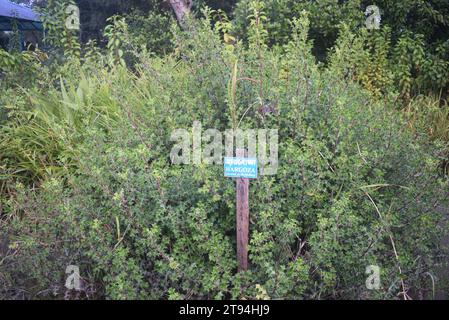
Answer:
[0,0,448,300]
[234,0,449,101]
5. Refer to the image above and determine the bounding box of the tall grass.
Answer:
[0,72,122,194]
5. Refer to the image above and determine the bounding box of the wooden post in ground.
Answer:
[236,148,249,272]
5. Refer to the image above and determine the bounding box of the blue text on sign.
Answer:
[224,157,258,179]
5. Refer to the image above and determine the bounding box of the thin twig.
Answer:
[364,191,409,300]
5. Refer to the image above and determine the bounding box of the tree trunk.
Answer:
[168,0,192,25]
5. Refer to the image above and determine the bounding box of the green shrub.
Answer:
[1,8,447,300]
[125,9,175,56]
[233,0,449,100]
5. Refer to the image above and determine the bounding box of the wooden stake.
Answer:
[236,148,249,272]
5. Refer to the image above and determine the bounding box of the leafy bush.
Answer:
[1,9,447,300]
[38,0,81,61]
[124,9,175,56]
[233,0,449,101]
[0,48,48,89]
[0,13,137,195]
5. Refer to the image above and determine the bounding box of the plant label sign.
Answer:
[224,157,258,179]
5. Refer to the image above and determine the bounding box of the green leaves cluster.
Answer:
[233,0,449,100]
[104,16,128,68]
[1,6,447,300]
[39,0,81,61]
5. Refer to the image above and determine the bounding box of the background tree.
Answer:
[168,0,192,24]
